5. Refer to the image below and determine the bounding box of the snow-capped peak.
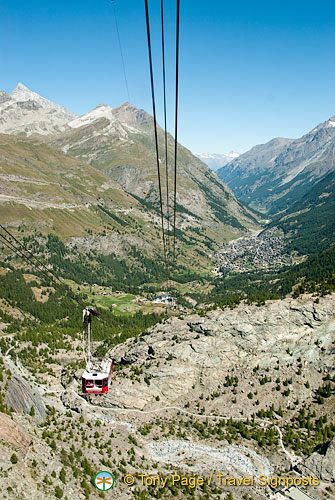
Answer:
[68,104,115,129]
[195,151,240,171]
[0,83,77,137]
[12,82,32,95]
[9,82,78,121]
[196,152,240,160]
[326,116,335,128]
[12,83,54,109]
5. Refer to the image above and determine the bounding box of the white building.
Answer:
[152,293,175,306]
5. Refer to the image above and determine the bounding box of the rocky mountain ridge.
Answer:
[100,293,335,411]
[51,101,258,231]
[0,83,77,137]
[217,117,335,213]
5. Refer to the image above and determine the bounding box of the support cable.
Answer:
[0,230,86,309]
[160,0,170,256]
[0,234,36,267]
[144,0,167,266]
[0,232,58,287]
[111,0,130,102]
[0,224,63,285]
[161,0,172,293]
[172,0,180,264]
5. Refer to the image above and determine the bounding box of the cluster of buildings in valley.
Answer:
[215,228,293,275]
[82,283,124,297]
[82,282,176,307]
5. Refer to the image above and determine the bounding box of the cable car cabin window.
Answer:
[86,380,94,388]
[103,378,108,388]
[95,380,102,388]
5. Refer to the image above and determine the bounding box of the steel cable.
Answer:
[144,0,167,267]
[172,0,180,264]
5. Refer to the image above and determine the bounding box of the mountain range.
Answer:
[0,83,259,282]
[2,82,334,283]
[217,117,335,214]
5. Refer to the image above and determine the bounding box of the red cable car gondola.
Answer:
[81,306,113,394]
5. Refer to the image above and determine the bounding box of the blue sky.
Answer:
[1,0,335,153]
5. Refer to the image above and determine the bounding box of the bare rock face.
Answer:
[104,294,335,410]
[301,437,335,482]
[217,116,335,212]
[5,376,46,422]
[0,90,10,104]
[0,82,77,137]
[67,232,153,258]
[0,412,32,450]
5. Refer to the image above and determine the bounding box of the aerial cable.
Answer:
[0,233,35,267]
[161,0,172,293]
[0,224,63,286]
[0,231,62,287]
[0,232,58,286]
[110,0,131,102]
[160,0,170,255]
[0,234,34,323]
[144,0,167,267]
[172,0,180,264]
[0,230,86,309]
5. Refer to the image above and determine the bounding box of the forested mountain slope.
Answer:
[0,84,261,285]
[0,131,259,286]
[267,170,335,256]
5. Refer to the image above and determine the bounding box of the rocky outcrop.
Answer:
[300,437,335,483]
[102,294,335,410]
[0,82,77,137]
[0,412,32,450]
[5,376,46,422]
[67,232,154,258]
[0,90,10,104]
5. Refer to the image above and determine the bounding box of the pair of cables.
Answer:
[144,0,180,275]
[0,224,63,287]
[0,225,86,310]
[110,0,180,277]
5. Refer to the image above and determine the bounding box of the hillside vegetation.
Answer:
[0,133,260,284]
[268,170,335,256]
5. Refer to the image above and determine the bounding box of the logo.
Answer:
[94,471,115,491]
